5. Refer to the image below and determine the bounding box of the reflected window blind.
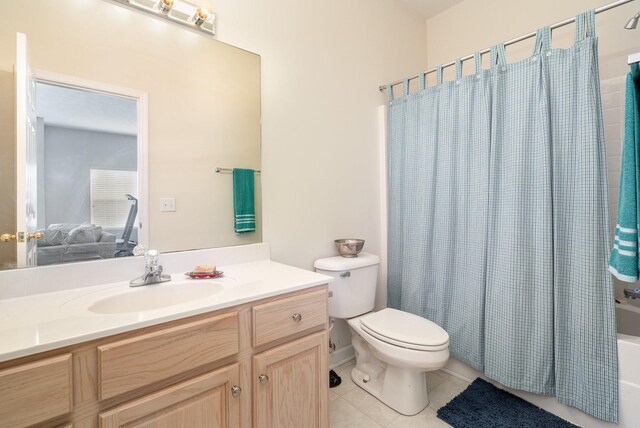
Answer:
[90,169,138,228]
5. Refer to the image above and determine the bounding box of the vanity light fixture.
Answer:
[192,6,211,27]
[157,0,174,14]
[113,0,216,36]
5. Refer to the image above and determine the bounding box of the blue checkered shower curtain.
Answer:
[387,11,618,422]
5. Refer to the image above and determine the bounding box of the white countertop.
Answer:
[0,259,333,363]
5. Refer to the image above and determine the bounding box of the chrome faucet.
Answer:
[130,250,171,287]
[623,288,640,299]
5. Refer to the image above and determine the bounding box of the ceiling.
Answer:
[36,82,138,136]
[398,0,464,19]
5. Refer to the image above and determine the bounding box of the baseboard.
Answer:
[329,344,355,369]
[442,358,476,383]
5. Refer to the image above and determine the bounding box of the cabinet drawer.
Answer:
[253,289,327,347]
[98,312,239,400]
[0,354,72,428]
[99,363,241,428]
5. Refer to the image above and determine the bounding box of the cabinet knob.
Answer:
[292,313,302,322]
[258,374,269,385]
[231,385,241,397]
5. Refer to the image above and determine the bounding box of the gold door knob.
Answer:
[27,231,44,241]
[1,232,43,242]
[0,233,17,242]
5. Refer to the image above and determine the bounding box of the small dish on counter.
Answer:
[185,271,224,279]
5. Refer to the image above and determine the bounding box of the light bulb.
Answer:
[193,6,211,27]
[157,0,174,14]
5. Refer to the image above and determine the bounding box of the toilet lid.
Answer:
[360,308,449,350]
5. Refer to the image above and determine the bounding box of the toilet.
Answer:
[314,252,449,415]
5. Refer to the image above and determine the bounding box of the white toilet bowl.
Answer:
[313,253,450,416]
[347,308,449,415]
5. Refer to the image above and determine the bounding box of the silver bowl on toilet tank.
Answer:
[334,239,365,257]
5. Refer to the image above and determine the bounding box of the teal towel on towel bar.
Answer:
[609,63,640,282]
[233,168,255,233]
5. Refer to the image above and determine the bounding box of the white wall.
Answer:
[41,125,137,228]
[211,0,429,351]
[212,0,428,268]
[425,0,640,81]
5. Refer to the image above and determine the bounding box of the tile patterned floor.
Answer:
[329,360,470,428]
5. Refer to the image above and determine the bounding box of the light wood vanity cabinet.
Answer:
[0,284,328,428]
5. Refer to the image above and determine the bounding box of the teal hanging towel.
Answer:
[610,63,640,282]
[233,168,255,233]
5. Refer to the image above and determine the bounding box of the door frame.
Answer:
[33,70,149,248]
[15,32,38,267]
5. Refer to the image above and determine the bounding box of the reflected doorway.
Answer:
[33,81,141,266]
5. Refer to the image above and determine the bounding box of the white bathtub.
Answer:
[616,302,640,428]
[443,303,640,427]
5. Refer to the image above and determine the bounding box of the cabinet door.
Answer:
[253,331,328,428]
[99,363,241,428]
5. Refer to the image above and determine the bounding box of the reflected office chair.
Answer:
[115,194,138,257]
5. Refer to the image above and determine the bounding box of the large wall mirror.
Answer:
[0,0,261,271]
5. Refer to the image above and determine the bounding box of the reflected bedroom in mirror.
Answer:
[0,0,262,271]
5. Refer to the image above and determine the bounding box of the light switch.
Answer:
[160,197,176,212]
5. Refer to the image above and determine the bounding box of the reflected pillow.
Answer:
[38,223,76,246]
[64,224,103,245]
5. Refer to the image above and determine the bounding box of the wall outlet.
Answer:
[160,197,176,212]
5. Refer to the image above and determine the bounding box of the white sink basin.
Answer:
[87,280,224,314]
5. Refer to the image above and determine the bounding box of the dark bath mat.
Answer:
[437,378,579,428]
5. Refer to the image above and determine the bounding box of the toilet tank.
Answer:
[314,252,380,319]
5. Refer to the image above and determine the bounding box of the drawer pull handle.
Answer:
[292,313,302,322]
[231,385,241,397]
[259,374,269,385]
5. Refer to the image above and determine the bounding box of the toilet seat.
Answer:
[359,308,449,351]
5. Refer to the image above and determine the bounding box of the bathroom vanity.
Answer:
[0,244,331,428]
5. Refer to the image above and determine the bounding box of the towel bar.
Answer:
[215,167,261,174]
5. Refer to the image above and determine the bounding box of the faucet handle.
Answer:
[145,249,160,267]
[133,245,149,256]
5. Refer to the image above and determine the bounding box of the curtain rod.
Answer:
[379,0,635,92]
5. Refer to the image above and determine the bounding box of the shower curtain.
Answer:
[387,11,618,422]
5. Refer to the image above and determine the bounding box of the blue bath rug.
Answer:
[437,378,578,428]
